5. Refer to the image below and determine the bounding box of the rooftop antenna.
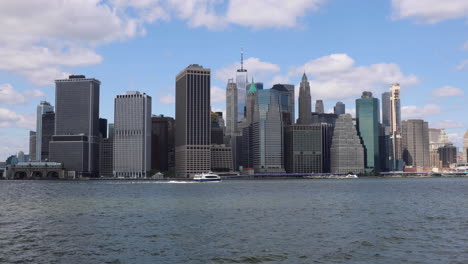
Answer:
[241,48,244,71]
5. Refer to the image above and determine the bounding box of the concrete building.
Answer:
[99,123,113,177]
[297,73,312,125]
[330,114,365,174]
[211,112,225,145]
[175,64,211,178]
[334,102,345,115]
[389,84,403,171]
[29,131,36,161]
[226,79,237,136]
[401,119,430,170]
[49,75,100,177]
[320,123,334,173]
[114,91,152,178]
[356,91,380,172]
[315,100,324,114]
[429,128,450,151]
[211,145,233,172]
[430,150,442,169]
[151,115,175,173]
[252,89,285,173]
[99,118,108,139]
[241,81,258,170]
[285,124,322,173]
[36,101,54,161]
[40,112,55,161]
[437,144,457,168]
[312,113,338,126]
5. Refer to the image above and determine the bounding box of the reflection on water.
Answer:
[0,178,467,264]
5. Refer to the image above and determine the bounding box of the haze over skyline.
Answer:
[1,0,468,160]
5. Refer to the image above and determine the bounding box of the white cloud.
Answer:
[0,108,35,129]
[431,120,465,129]
[290,53,419,100]
[391,0,468,23]
[159,94,176,104]
[432,86,464,97]
[211,85,225,104]
[454,59,468,71]
[215,57,281,82]
[447,133,463,148]
[402,104,442,119]
[24,89,46,98]
[0,135,30,161]
[225,0,326,28]
[0,84,26,105]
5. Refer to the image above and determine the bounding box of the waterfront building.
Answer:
[49,75,100,177]
[225,79,237,136]
[430,150,442,169]
[35,101,54,161]
[252,89,285,173]
[236,50,248,121]
[297,73,312,125]
[356,91,380,172]
[113,91,152,178]
[401,119,430,170]
[389,84,403,171]
[211,145,233,172]
[151,115,175,173]
[334,102,345,115]
[379,124,390,171]
[272,84,295,126]
[330,114,365,174]
[29,131,36,161]
[211,112,225,145]
[100,123,114,177]
[285,124,322,173]
[320,123,334,173]
[99,118,108,139]
[175,64,211,178]
[40,112,55,161]
[17,151,25,163]
[463,130,468,162]
[315,100,324,114]
[437,144,457,168]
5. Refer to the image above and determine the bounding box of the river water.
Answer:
[0,178,467,263]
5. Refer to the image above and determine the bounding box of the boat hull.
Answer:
[193,179,221,182]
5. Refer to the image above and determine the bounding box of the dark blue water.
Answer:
[0,178,467,263]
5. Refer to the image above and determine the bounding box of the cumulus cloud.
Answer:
[402,104,442,119]
[432,86,464,97]
[391,0,468,23]
[0,108,35,129]
[0,84,46,105]
[289,53,419,100]
[211,85,225,104]
[159,94,176,104]
[215,57,281,82]
[431,120,465,129]
[24,89,46,98]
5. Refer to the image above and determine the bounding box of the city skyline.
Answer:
[1,1,468,159]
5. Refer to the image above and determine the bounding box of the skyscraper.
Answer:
[437,144,457,168]
[315,100,324,114]
[236,50,248,122]
[381,92,391,131]
[401,119,430,170]
[297,73,312,124]
[40,112,55,161]
[241,80,258,169]
[252,89,285,173]
[175,64,211,178]
[114,91,152,178]
[356,91,380,172]
[36,101,54,161]
[272,84,295,126]
[100,123,113,177]
[285,124,322,173]
[29,131,36,161]
[389,84,403,171]
[99,118,108,139]
[151,115,175,173]
[334,102,345,115]
[330,114,365,174]
[49,75,100,177]
[225,79,238,136]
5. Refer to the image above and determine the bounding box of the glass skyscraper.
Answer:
[36,101,54,161]
[236,52,248,122]
[356,91,380,172]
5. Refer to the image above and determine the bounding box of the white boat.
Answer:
[345,174,358,178]
[193,171,221,182]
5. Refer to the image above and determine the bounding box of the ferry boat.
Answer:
[193,171,221,182]
[345,174,358,178]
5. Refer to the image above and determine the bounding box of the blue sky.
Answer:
[1,0,468,160]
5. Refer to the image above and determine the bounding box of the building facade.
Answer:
[211,145,233,172]
[236,51,248,122]
[356,91,380,172]
[175,65,211,177]
[437,144,457,168]
[225,79,238,136]
[113,91,152,178]
[29,131,36,161]
[401,119,430,170]
[151,115,175,173]
[389,84,403,171]
[334,102,345,115]
[49,75,100,177]
[297,73,312,125]
[271,84,295,126]
[285,124,322,173]
[330,114,365,174]
[36,101,54,161]
[315,100,324,114]
[40,112,55,161]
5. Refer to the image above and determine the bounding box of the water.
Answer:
[0,178,467,264]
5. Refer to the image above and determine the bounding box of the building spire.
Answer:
[241,48,244,71]
[302,72,307,81]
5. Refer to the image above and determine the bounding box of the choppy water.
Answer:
[0,178,467,264]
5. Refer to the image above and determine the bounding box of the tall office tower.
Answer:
[285,124,322,173]
[315,100,324,114]
[225,79,238,136]
[320,123,334,173]
[271,84,295,126]
[252,89,285,173]
[330,114,365,174]
[175,64,211,178]
[356,91,380,172]
[29,131,36,161]
[151,115,175,173]
[99,123,113,177]
[437,144,457,168]
[464,130,468,162]
[334,101,345,115]
[99,118,108,138]
[381,92,391,132]
[40,112,55,161]
[211,112,224,145]
[35,101,54,161]
[255,82,264,90]
[113,91,151,178]
[297,73,312,124]
[389,83,403,170]
[241,80,258,169]
[401,119,430,170]
[49,75,100,177]
[236,50,248,122]
[379,124,390,171]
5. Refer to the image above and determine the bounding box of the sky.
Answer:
[1,0,468,160]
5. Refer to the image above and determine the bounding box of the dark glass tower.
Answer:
[41,112,55,161]
[356,91,380,172]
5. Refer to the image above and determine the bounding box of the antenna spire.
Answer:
[241,48,244,71]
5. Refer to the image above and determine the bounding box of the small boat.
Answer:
[345,174,358,178]
[193,171,221,182]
